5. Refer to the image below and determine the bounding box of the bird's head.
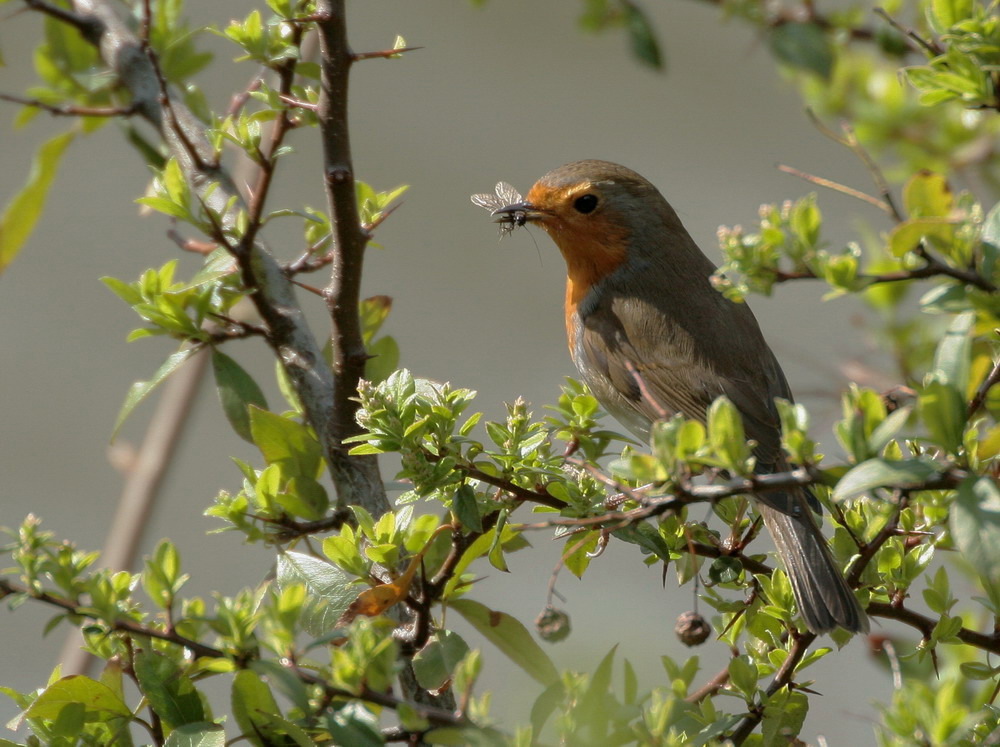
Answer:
[494,160,685,303]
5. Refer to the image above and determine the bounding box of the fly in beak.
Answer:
[492,201,546,227]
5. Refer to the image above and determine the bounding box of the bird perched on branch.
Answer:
[487,159,867,635]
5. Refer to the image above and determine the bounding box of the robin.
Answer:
[491,159,868,635]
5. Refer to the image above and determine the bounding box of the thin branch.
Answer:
[314,0,388,515]
[771,246,997,292]
[803,110,904,222]
[23,0,100,40]
[686,664,732,703]
[874,7,943,56]
[847,493,907,587]
[431,454,567,510]
[240,24,305,253]
[777,163,893,214]
[728,631,818,744]
[1,578,225,661]
[290,662,466,727]
[276,93,319,111]
[228,70,266,118]
[914,244,997,292]
[0,93,139,118]
[166,227,218,254]
[265,508,353,540]
[690,0,880,43]
[3,576,471,724]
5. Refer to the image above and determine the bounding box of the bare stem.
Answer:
[314,0,387,515]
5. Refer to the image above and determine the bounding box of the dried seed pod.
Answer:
[675,610,711,647]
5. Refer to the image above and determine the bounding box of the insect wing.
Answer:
[471,192,502,212]
[471,180,527,238]
[493,181,523,208]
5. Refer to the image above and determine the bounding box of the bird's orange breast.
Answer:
[550,219,629,355]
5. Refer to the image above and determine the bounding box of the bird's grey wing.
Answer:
[578,295,787,470]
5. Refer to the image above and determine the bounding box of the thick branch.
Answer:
[314,0,387,515]
[868,601,1000,654]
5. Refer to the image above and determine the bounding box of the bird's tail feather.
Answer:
[758,502,869,635]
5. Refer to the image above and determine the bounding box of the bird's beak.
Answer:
[492,201,546,225]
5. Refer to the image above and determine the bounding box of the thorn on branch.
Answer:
[166,227,218,255]
[352,45,424,62]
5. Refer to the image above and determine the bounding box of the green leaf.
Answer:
[0,130,75,274]
[833,457,942,500]
[707,397,750,473]
[112,348,198,439]
[180,248,237,290]
[612,522,672,562]
[919,379,966,453]
[563,531,599,578]
[889,218,956,258]
[249,406,322,478]
[364,335,399,385]
[23,675,132,721]
[930,311,975,392]
[529,679,566,738]
[232,670,289,747]
[768,23,833,79]
[903,171,953,218]
[578,646,617,728]
[442,531,494,598]
[486,511,510,572]
[449,599,559,686]
[452,484,483,533]
[623,0,663,70]
[163,724,226,747]
[325,703,383,747]
[134,651,206,728]
[359,295,393,345]
[929,0,972,31]
[276,551,356,636]
[213,350,268,442]
[248,661,312,715]
[762,689,809,744]
[951,476,1000,585]
[727,656,758,698]
[412,631,471,691]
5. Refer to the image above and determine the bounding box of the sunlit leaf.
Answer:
[0,130,74,274]
[833,457,942,500]
[112,347,199,440]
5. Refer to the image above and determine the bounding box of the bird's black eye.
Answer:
[573,193,599,214]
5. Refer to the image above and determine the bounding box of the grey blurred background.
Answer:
[1,1,893,741]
